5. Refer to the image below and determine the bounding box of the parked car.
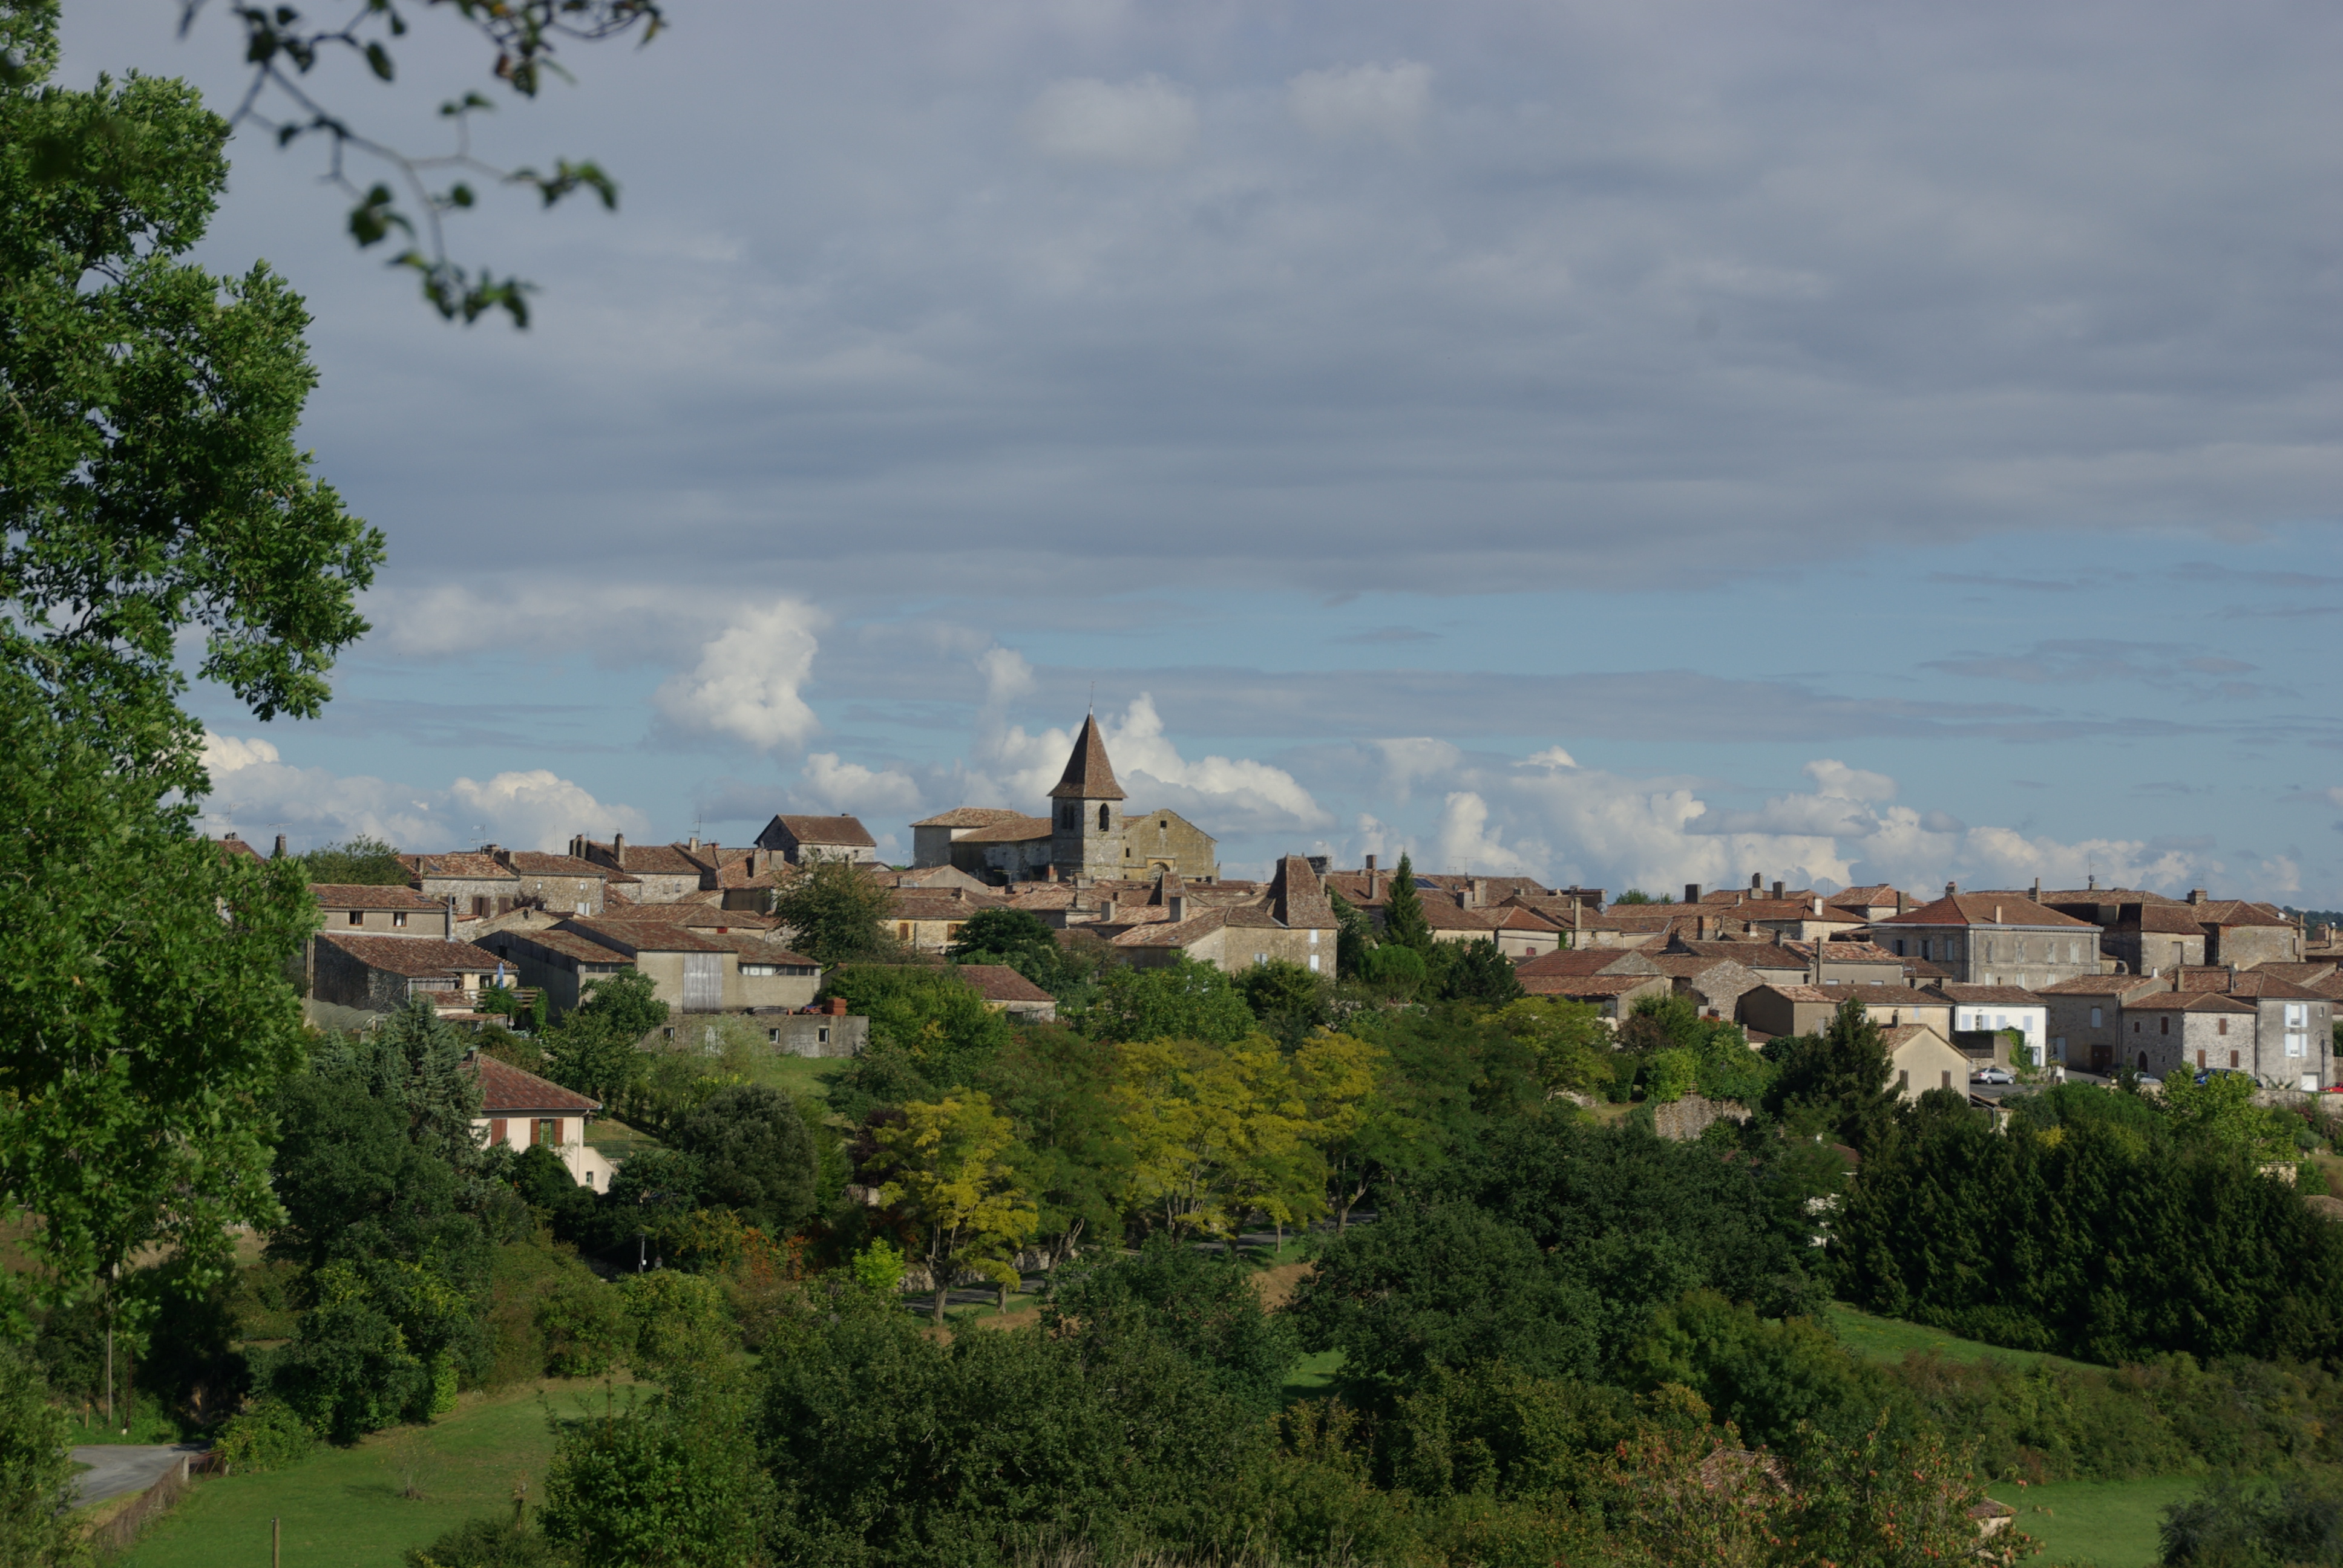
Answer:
[1970,1066,2014,1085]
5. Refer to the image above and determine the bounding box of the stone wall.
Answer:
[1650,1093,1745,1142]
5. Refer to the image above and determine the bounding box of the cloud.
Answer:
[1521,746,1578,770]
[799,752,924,817]
[1021,76,1198,168]
[197,733,648,854]
[1104,694,1330,829]
[1435,791,1543,876]
[1287,61,1431,146]
[1922,640,2273,700]
[654,599,824,750]
[1373,738,1465,803]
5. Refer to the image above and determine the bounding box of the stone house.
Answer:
[470,1052,616,1191]
[560,917,818,1014]
[1516,947,1665,984]
[1829,884,1913,922]
[1489,905,1565,958]
[473,926,638,1014]
[1785,939,1911,987]
[1870,886,2102,990]
[886,886,1012,953]
[311,883,451,938]
[1644,953,1767,1021]
[312,933,510,1014]
[911,809,1056,880]
[1106,901,1325,973]
[753,814,878,865]
[764,1009,868,1058]
[2039,974,2169,1073]
[1927,984,2050,1067]
[2103,902,2208,975]
[2187,895,2304,966]
[402,849,522,918]
[2120,991,2259,1080]
[496,851,617,916]
[954,964,1058,1022]
[568,835,710,903]
[1514,973,1673,1019]
[2173,969,2334,1089]
[1882,1025,1973,1100]
[1669,938,1812,990]
[1116,807,1219,881]
[1738,983,1952,1040]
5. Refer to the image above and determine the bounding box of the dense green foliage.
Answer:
[299,835,410,884]
[771,857,901,964]
[0,1343,83,1567]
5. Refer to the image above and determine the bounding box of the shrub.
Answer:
[404,1515,559,1567]
[537,1276,629,1379]
[213,1397,316,1474]
[614,1270,734,1380]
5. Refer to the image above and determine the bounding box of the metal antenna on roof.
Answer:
[1087,681,1095,716]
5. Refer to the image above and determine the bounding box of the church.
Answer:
[910,715,1219,884]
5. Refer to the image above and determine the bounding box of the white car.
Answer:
[1970,1066,2014,1085]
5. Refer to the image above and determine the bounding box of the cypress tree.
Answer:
[1382,853,1434,953]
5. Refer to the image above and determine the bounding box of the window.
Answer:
[897,922,913,939]
[2230,1050,2240,1069]
[2218,1018,2227,1036]
[2287,1004,2310,1029]
[2160,1016,2169,1036]
[2197,1050,2206,1069]
[817,1027,830,1045]
[1254,952,1268,965]
[1941,1070,1953,1089]
[1898,1069,1909,1092]
[392,910,407,928]
[2091,1007,2103,1028]
[2139,1051,2149,1070]
[347,909,364,925]
[739,963,779,976]
[535,1117,560,1146]
[2289,1033,2309,1058]
[1098,803,1111,831]
[1893,939,1907,956]
[767,1028,781,1044]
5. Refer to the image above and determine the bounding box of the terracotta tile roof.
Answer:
[1049,714,1126,801]
[490,928,635,966]
[619,902,781,931]
[764,814,876,849]
[1519,974,1665,999]
[1644,953,1757,979]
[2040,974,2165,995]
[562,917,733,955]
[954,815,1054,844]
[2192,899,2298,928]
[578,840,706,877]
[1424,904,1506,932]
[1724,898,1865,925]
[914,806,1038,829]
[1517,947,1656,978]
[1927,984,2047,1005]
[402,851,519,883]
[470,1053,598,1116]
[310,883,442,909]
[694,930,818,962]
[1900,957,1955,979]
[954,963,1055,1003]
[1109,905,1286,947]
[2255,962,2341,985]
[1268,855,1337,930]
[502,852,611,879]
[215,835,263,860]
[1673,939,1809,968]
[2125,991,2258,1014]
[1762,982,1942,1006]
[1493,906,1562,932]
[2172,967,2328,999]
[1875,893,2096,930]
[1830,884,1902,905]
[891,889,1011,920]
[2039,887,2185,907]
[1003,885,1081,910]
[1880,1024,1951,1050]
[1783,939,1905,964]
[315,933,508,977]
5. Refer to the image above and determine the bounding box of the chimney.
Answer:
[2188,888,2206,905]
[1469,877,1487,908]
[612,832,626,869]
[1167,894,1185,923]
[273,833,287,858]
[1571,900,1584,933]
[1945,881,1958,899]
[1751,873,1763,892]
[2228,961,2238,990]
[1366,854,1380,900]
[1812,895,1824,915]
[1896,890,1908,914]
[687,832,700,851]
[1685,883,1702,905]
[2031,876,2042,902]
[1099,895,1116,923]
[1772,880,1784,901]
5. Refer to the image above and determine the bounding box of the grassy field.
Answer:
[1997,1476,2198,1567]
[1824,1302,2106,1374]
[747,1050,846,1103]
[117,1379,626,1568]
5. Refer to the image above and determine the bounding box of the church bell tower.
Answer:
[1049,713,1126,881]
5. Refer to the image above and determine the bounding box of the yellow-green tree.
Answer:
[867,1092,1038,1324]
[1115,1036,1326,1251]
[1492,996,1617,1101]
[1290,1033,1415,1232]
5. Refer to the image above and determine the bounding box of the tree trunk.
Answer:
[932,1285,948,1324]
[997,1278,1011,1311]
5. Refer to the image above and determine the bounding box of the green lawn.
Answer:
[1282,1349,1343,1402]
[1997,1476,2198,1568]
[117,1379,626,1568]
[748,1051,845,1103]
[1824,1302,2106,1374]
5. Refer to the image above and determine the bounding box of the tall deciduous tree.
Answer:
[770,855,899,965]
[865,1093,1037,1324]
[1,1,380,1333]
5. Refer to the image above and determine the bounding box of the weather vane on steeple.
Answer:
[1087,681,1095,716]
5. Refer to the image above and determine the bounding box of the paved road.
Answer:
[73,1444,205,1506]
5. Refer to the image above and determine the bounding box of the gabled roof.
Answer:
[2039,974,2165,996]
[577,840,707,877]
[1109,904,1286,947]
[1673,939,1810,969]
[488,927,635,967]
[914,806,1037,829]
[1492,906,1562,932]
[501,852,612,879]
[1927,984,2047,1005]
[954,964,1055,1003]
[216,835,263,860]
[1519,974,1666,999]
[311,883,441,909]
[402,851,519,883]
[954,815,1054,844]
[315,933,508,976]
[1880,1024,1953,1051]
[1516,947,1657,978]
[2172,968,2328,999]
[891,888,1011,920]
[1758,982,1946,1006]
[618,901,781,931]
[1875,892,2096,930]
[1048,714,1126,802]
[762,814,876,848]
[562,917,732,955]
[1267,855,1336,930]
[2192,899,2298,929]
[470,1053,598,1116]
[1729,898,1865,925]
[1783,939,1906,965]
[2125,991,2258,1014]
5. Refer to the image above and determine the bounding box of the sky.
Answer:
[59,1,2343,902]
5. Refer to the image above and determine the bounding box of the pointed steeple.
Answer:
[1048,714,1126,801]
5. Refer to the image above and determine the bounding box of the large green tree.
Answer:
[672,1084,818,1239]
[770,857,899,965]
[1379,854,1434,952]
[0,0,381,1332]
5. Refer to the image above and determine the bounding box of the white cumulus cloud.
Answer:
[1287,61,1431,146]
[799,753,925,818]
[1022,76,1198,168]
[654,598,824,751]
[1106,694,1331,830]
